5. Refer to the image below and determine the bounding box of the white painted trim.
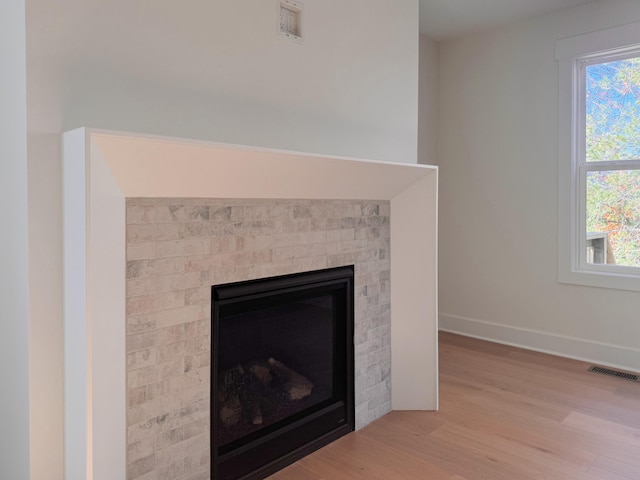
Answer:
[89,130,432,200]
[440,313,640,373]
[64,129,129,480]
[63,128,439,479]
[555,21,640,60]
[88,141,127,480]
[62,128,89,480]
[558,55,578,287]
[391,170,439,410]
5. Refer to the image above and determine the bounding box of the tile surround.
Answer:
[126,198,392,480]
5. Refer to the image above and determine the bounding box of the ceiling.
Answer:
[419,0,598,40]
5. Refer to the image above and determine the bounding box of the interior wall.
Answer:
[25,1,419,477]
[437,0,640,368]
[418,34,438,165]
[0,0,30,478]
[27,0,418,163]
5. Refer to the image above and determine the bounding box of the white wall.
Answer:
[0,0,31,479]
[418,34,438,165]
[437,0,640,368]
[27,0,418,163]
[25,1,419,477]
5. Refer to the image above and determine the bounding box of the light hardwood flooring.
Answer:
[269,332,640,480]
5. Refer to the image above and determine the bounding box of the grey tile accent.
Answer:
[126,198,390,479]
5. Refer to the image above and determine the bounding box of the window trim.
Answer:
[557,22,640,291]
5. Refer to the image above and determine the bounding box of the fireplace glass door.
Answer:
[212,266,354,480]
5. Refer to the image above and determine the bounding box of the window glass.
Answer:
[586,57,640,162]
[586,169,640,267]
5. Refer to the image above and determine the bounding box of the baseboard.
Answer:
[439,313,640,373]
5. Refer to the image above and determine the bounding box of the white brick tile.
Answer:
[126,198,391,478]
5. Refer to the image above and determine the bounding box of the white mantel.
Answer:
[62,128,438,480]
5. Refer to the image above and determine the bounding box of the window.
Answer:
[557,22,640,291]
[582,53,640,268]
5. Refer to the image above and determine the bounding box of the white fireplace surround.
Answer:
[62,128,438,480]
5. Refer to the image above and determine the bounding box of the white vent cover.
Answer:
[279,0,303,42]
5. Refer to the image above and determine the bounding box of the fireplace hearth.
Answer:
[212,266,355,480]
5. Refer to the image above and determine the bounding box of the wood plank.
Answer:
[590,455,640,480]
[562,411,640,447]
[268,333,640,480]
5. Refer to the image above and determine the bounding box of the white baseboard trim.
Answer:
[439,313,640,373]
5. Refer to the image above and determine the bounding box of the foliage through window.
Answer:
[582,53,640,268]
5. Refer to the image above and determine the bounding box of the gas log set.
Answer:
[218,357,315,441]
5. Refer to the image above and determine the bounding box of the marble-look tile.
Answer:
[126,198,391,479]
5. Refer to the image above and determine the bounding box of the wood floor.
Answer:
[269,332,640,480]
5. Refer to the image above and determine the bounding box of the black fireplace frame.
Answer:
[211,266,355,480]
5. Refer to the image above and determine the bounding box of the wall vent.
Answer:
[279,0,303,43]
[588,365,640,382]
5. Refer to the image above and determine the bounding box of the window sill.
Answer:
[559,266,640,292]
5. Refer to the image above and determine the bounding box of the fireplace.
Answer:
[212,266,355,479]
[62,130,438,480]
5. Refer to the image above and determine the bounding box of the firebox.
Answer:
[211,266,355,479]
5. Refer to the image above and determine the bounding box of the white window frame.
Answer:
[557,22,640,292]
